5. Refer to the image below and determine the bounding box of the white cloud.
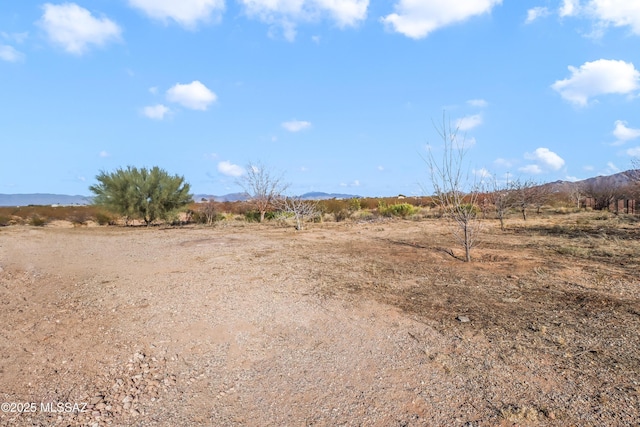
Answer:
[519,164,543,174]
[525,7,550,24]
[149,86,158,95]
[239,0,368,41]
[128,0,225,29]
[166,81,217,110]
[1,32,29,44]
[559,0,579,17]
[315,0,369,27]
[551,59,640,106]
[381,0,502,39]
[282,120,311,132]
[142,104,171,120]
[473,168,492,179]
[456,114,482,131]
[565,175,579,182]
[599,161,620,175]
[0,45,24,62]
[99,150,110,158]
[377,165,384,171]
[38,3,122,55]
[613,120,640,142]
[467,99,488,108]
[493,158,513,168]
[587,0,640,35]
[525,147,565,170]
[218,161,244,177]
[627,146,640,157]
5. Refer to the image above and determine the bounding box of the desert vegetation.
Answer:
[1,161,640,425]
[1,205,639,426]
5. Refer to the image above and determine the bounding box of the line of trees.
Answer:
[88,153,639,263]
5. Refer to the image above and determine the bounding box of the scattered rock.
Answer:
[457,315,470,323]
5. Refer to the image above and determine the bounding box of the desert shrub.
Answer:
[0,215,11,226]
[30,215,47,226]
[333,209,351,222]
[348,198,361,212]
[378,202,417,218]
[352,210,375,222]
[95,211,115,225]
[244,210,277,222]
[68,210,90,225]
[319,199,348,214]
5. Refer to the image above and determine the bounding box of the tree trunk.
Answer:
[463,222,471,262]
[259,210,265,222]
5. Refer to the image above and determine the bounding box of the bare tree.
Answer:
[568,185,584,209]
[530,184,552,214]
[426,116,481,262]
[486,175,513,231]
[239,161,289,222]
[509,178,538,221]
[198,199,218,225]
[580,179,622,211]
[276,196,320,230]
[624,161,640,199]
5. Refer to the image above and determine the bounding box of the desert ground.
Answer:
[0,213,639,426]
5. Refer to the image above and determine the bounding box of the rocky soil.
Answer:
[0,215,639,426]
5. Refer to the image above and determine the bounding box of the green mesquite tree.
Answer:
[90,166,192,225]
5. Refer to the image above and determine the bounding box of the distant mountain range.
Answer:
[0,194,93,207]
[538,170,638,193]
[2,171,636,207]
[0,191,361,207]
[193,191,360,202]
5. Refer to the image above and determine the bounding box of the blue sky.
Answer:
[1,0,639,197]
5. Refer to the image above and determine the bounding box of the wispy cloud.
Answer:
[38,3,122,55]
[142,104,171,120]
[128,0,225,29]
[0,44,24,62]
[217,161,244,177]
[587,0,640,35]
[466,99,488,108]
[282,120,311,132]
[519,164,543,174]
[382,0,502,39]
[612,120,640,143]
[239,0,368,41]
[456,114,482,131]
[525,7,550,24]
[559,0,579,17]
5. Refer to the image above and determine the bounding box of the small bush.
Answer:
[30,215,47,226]
[244,210,277,222]
[333,209,351,222]
[95,211,115,225]
[378,202,416,218]
[0,215,11,226]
